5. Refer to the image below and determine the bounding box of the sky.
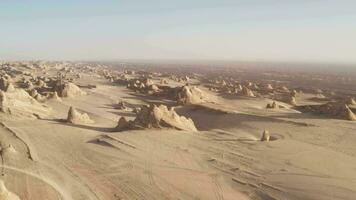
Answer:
[0,0,356,63]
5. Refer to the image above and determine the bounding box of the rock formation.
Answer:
[36,79,46,88]
[25,81,34,90]
[2,144,16,154]
[241,86,255,97]
[134,105,197,131]
[290,90,298,97]
[115,116,133,131]
[346,97,356,105]
[67,106,94,124]
[49,91,62,101]
[4,83,15,92]
[266,101,279,109]
[0,89,50,118]
[177,86,209,105]
[0,91,9,113]
[160,79,168,84]
[57,82,86,98]
[115,104,198,132]
[280,86,290,92]
[300,102,356,121]
[261,130,270,141]
[113,101,126,110]
[265,84,273,90]
[0,77,9,91]
[342,105,356,121]
[132,107,141,114]
[142,78,154,86]
[288,96,297,106]
[149,84,160,92]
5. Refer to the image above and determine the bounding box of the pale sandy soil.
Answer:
[0,69,356,200]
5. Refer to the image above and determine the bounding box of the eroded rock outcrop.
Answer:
[67,106,94,124]
[57,82,86,98]
[266,101,279,109]
[177,86,209,105]
[4,83,15,92]
[299,102,356,121]
[0,89,50,118]
[288,96,297,106]
[345,97,356,105]
[0,77,9,91]
[115,104,198,132]
[113,101,127,110]
[48,91,62,102]
[261,130,270,141]
[115,116,133,131]
[241,86,255,97]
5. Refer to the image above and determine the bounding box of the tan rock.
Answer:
[0,89,50,118]
[114,101,126,110]
[346,97,356,105]
[290,90,298,97]
[177,86,209,105]
[133,104,198,132]
[261,130,270,141]
[242,86,255,97]
[115,116,132,131]
[67,106,94,124]
[0,77,9,91]
[266,101,279,109]
[49,91,62,102]
[343,105,356,121]
[58,82,86,98]
[288,96,297,106]
[5,83,15,92]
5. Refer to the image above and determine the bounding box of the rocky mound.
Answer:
[241,86,255,97]
[57,82,86,98]
[115,104,197,132]
[290,90,298,97]
[48,91,62,102]
[0,89,51,118]
[279,86,290,92]
[113,101,127,110]
[177,86,210,105]
[345,97,356,105]
[0,77,10,91]
[287,96,297,106]
[299,102,356,121]
[265,84,273,90]
[115,116,133,131]
[266,101,279,109]
[4,83,15,93]
[341,105,356,121]
[261,130,270,141]
[67,107,94,124]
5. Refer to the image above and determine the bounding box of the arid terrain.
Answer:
[0,61,355,200]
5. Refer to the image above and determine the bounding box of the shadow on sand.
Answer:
[39,118,115,133]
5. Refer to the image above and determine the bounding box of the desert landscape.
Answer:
[0,60,354,200]
[2,1,356,199]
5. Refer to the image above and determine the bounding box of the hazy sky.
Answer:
[1,0,356,63]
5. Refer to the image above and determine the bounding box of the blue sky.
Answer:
[1,0,356,63]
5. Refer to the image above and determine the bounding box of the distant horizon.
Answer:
[1,1,356,64]
[2,58,356,66]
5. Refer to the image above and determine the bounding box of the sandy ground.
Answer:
[1,71,356,200]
